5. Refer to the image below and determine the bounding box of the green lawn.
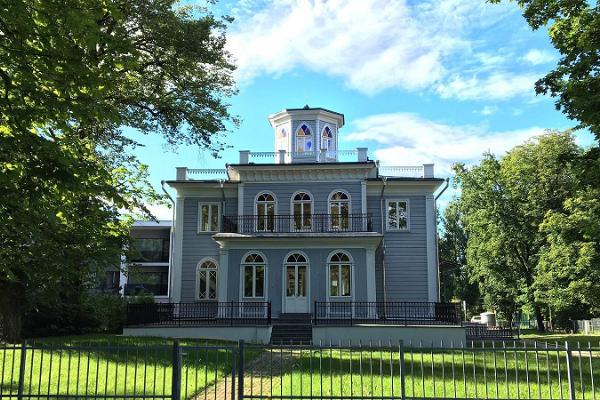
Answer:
[265,342,599,399]
[521,329,600,347]
[0,334,258,400]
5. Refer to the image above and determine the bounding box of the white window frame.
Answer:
[240,252,268,299]
[328,189,351,230]
[198,202,221,233]
[195,258,218,301]
[295,123,313,154]
[291,190,313,231]
[385,199,410,231]
[321,125,335,151]
[254,191,277,232]
[326,250,354,298]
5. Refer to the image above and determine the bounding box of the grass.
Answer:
[520,329,600,347]
[0,334,260,399]
[266,341,600,399]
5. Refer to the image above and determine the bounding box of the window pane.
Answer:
[210,205,219,231]
[297,266,306,296]
[255,266,265,297]
[398,201,408,229]
[132,239,163,262]
[388,202,398,229]
[341,264,351,296]
[208,270,217,299]
[198,271,207,299]
[244,266,253,297]
[201,205,209,231]
[330,265,339,296]
[286,266,295,296]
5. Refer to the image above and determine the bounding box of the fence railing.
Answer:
[313,301,462,326]
[465,323,517,340]
[126,302,272,327]
[1,339,598,399]
[222,213,373,234]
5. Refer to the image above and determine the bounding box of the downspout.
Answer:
[379,176,388,302]
[161,180,176,302]
[434,178,450,301]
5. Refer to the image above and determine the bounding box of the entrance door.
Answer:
[284,264,309,313]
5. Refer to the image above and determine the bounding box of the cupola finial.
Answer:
[303,104,310,109]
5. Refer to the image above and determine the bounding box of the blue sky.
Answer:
[131,0,597,218]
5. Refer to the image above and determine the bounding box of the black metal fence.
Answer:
[313,301,462,325]
[222,213,373,233]
[126,302,272,327]
[1,339,599,399]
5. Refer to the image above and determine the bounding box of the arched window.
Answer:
[321,126,334,151]
[255,192,276,232]
[329,190,350,230]
[328,251,352,297]
[295,124,312,153]
[242,253,266,298]
[292,191,312,231]
[196,259,218,300]
[285,252,308,298]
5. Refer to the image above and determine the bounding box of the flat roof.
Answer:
[133,220,172,228]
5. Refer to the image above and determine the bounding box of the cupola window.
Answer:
[296,124,312,153]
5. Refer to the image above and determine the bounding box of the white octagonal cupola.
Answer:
[268,105,345,164]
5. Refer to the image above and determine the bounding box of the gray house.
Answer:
[124,106,464,344]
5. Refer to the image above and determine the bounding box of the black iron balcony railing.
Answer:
[313,301,462,326]
[222,213,373,233]
[125,302,272,327]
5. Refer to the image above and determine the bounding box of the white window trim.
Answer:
[240,251,268,299]
[290,190,313,231]
[294,122,313,154]
[195,257,218,301]
[326,250,354,299]
[282,251,310,306]
[254,191,277,232]
[328,189,352,230]
[320,124,335,152]
[197,202,221,233]
[385,198,410,231]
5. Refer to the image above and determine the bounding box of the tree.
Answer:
[439,200,482,314]
[454,131,581,331]
[491,0,600,138]
[0,0,237,341]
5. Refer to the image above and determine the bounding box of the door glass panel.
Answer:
[286,266,296,296]
[255,266,265,297]
[330,266,339,296]
[198,271,207,299]
[208,270,217,299]
[244,266,253,297]
[297,266,306,297]
[341,264,351,296]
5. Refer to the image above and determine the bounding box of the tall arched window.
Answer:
[242,253,266,298]
[196,259,218,300]
[328,251,352,297]
[295,124,312,153]
[321,126,334,151]
[329,190,350,230]
[285,253,308,298]
[255,192,276,232]
[292,191,312,231]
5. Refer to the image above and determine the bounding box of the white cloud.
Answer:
[522,49,555,65]
[227,0,519,96]
[344,112,546,174]
[475,105,499,116]
[436,72,539,101]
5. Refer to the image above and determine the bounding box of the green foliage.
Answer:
[0,0,237,341]
[491,0,600,138]
[454,131,582,329]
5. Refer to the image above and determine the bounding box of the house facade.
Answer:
[124,106,464,344]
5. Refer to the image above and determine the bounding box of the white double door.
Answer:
[283,264,309,313]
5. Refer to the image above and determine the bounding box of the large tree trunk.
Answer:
[0,281,25,343]
[534,303,545,333]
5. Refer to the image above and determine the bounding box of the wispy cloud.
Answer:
[226,0,531,98]
[522,49,555,65]
[343,112,547,174]
[436,72,539,101]
[475,105,499,116]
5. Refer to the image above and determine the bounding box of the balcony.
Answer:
[125,302,272,327]
[222,213,373,234]
[313,302,462,326]
[124,283,168,297]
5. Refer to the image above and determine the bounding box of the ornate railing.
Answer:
[222,213,373,234]
[125,302,272,326]
[378,165,427,178]
[313,301,462,326]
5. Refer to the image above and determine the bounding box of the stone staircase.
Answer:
[270,313,313,344]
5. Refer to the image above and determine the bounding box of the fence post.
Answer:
[17,340,27,400]
[565,341,576,400]
[237,340,245,400]
[399,340,406,400]
[171,340,181,400]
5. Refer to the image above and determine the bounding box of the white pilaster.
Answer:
[425,195,439,301]
[170,197,185,302]
[366,248,377,303]
[237,183,244,234]
[218,248,229,302]
[361,180,367,230]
